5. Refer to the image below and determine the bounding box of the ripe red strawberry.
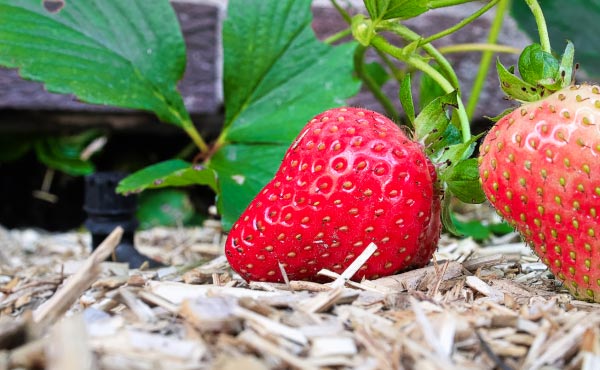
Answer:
[479,84,600,301]
[225,107,441,282]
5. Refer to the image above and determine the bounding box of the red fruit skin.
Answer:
[225,107,441,282]
[479,84,600,301]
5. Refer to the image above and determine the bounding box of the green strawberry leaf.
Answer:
[443,158,486,204]
[364,0,428,21]
[485,107,516,123]
[212,0,360,229]
[365,61,390,89]
[556,40,575,88]
[33,130,102,176]
[0,0,190,127]
[117,159,217,195]
[496,59,542,102]
[34,140,93,176]
[451,215,514,241]
[413,91,458,151]
[433,135,479,170]
[488,221,515,236]
[399,74,416,125]
[208,144,288,231]
[0,136,32,162]
[511,0,600,80]
[222,0,359,144]
[517,43,560,87]
[137,189,196,230]
[419,64,447,110]
[441,192,459,236]
[452,216,492,240]
[402,40,420,58]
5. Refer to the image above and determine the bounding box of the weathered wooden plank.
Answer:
[0,2,221,115]
[0,1,530,125]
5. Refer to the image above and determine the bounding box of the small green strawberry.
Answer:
[479,42,600,301]
[225,107,442,282]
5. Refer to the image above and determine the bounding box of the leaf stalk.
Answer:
[438,43,520,55]
[420,0,501,46]
[524,0,551,53]
[354,45,400,121]
[183,121,209,154]
[466,0,510,119]
[379,22,460,88]
[370,36,471,142]
[428,0,482,8]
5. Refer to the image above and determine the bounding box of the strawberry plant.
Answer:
[2,0,600,291]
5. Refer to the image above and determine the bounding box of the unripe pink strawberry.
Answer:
[479,84,600,301]
[225,107,441,282]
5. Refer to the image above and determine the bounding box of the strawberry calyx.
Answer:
[401,77,485,235]
[497,41,575,104]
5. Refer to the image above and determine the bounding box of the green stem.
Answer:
[330,0,352,23]
[428,0,480,8]
[378,22,459,89]
[420,0,500,46]
[371,37,452,93]
[456,97,470,142]
[466,0,510,119]
[524,0,551,53]
[438,43,520,55]
[183,121,209,154]
[168,102,209,155]
[323,28,352,44]
[371,36,471,142]
[375,48,405,83]
[418,42,459,88]
[354,45,400,121]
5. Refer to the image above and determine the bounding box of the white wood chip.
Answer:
[46,315,94,370]
[465,275,504,301]
[330,242,377,289]
[309,336,357,357]
[238,330,318,370]
[148,280,288,304]
[233,306,308,346]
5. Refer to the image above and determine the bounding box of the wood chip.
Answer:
[237,330,318,370]
[4,220,600,369]
[296,286,346,314]
[366,261,463,292]
[33,227,123,328]
[309,336,357,357]
[465,276,504,302]
[117,288,156,323]
[92,275,128,290]
[233,305,308,346]
[179,296,241,333]
[462,254,506,272]
[46,315,94,370]
[148,280,288,304]
[330,242,377,289]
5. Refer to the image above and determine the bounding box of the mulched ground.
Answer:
[1,213,600,370]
